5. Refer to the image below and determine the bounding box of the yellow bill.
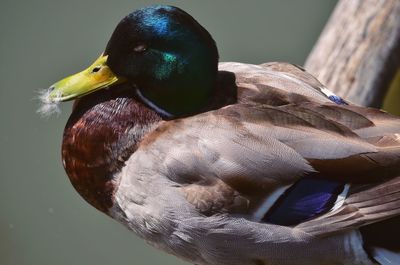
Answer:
[48,54,124,102]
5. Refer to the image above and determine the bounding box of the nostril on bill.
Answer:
[49,86,55,92]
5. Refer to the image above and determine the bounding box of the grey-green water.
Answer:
[0,1,337,264]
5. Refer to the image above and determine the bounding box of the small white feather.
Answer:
[37,88,61,117]
[330,184,350,212]
[251,185,291,221]
[320,87,337,98]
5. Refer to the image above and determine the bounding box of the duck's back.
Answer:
[220,62,334,105]
[221,62,400,144]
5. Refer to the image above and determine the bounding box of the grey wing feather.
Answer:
[126,61,400,238]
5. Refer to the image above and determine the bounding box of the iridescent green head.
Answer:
[47,5,219,117]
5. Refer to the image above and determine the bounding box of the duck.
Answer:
[40,5,400,265]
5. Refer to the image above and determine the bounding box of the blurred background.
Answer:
[0,1,338,264]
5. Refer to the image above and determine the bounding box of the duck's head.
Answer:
[45,5,218,117]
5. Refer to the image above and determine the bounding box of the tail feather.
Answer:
[361,214,400,264]
[370,247,400,265]
[361,216,400,252]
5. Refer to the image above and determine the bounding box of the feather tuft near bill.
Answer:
[37,87,61,117]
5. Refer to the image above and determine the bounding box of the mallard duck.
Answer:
[41,5,400,265]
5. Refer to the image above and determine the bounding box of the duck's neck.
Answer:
[135,57,218,118]
[61,85,162,213]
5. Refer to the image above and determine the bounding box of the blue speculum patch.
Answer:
[329,95,348,105]
[263,178,344,226]
[320,87,348,105]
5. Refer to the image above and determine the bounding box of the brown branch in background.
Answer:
[305,0,400,107]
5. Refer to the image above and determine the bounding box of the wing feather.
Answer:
[129,62,400,234]
[296,176,400,236]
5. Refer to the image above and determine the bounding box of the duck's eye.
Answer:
[133,44,147,53]
[92,66,101,73]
